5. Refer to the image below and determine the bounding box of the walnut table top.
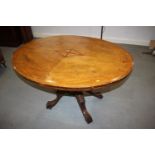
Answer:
[12,35,133,91]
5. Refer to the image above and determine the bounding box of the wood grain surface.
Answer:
[12,35,133,91]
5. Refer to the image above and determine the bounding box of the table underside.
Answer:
[46,90,103,124]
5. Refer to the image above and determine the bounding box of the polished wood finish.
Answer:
[12,35,133,124]
[12,35,133,91]
[46,91,63,109]
[46,91,94,123]
[75,92,93,123]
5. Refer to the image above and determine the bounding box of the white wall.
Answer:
[32,26,101,38]
[32,26,155,46]
[103,26,155,46]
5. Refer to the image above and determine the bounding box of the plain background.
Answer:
[32,26,155,46]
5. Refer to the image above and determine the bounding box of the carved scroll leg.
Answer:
[46,92,63,109]
[87,91,103,99]
[75,93,93,124]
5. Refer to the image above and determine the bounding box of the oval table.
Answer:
[12,35,133,124]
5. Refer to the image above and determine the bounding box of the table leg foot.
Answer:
[75,93,93,124]
[46,92,63,109]
[88,91,103,99]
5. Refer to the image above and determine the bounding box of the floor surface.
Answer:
[0,44,155,128]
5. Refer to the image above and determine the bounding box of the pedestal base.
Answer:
[46,91,103,124]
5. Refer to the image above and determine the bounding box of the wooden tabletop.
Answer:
[12,35,133,91]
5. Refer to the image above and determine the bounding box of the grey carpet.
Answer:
[0,44,155,129]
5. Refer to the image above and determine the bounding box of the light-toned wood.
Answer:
[12,35,133,91]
